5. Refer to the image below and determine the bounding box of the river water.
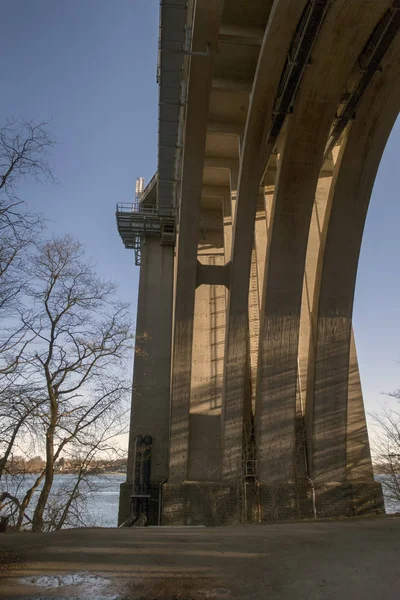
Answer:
[1,474,398,528]
[84,474,126,527]
[87,475,400,526]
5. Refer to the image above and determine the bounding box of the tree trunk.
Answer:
[31,429,55,531]
[32,388,57,532]
[16,471,45,530]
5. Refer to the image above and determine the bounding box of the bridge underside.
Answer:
[118,0,400,525]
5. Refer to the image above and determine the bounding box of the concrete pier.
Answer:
[116,0,400,526]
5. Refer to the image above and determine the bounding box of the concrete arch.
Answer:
[309,35,400,483]
[221,0,308,478]
[255,0,391,485]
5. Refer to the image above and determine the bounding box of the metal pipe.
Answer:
[158,478,167,526]
[297,360,317,519]
[308,477,317,519]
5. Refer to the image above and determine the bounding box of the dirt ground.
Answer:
[0,517,399,599]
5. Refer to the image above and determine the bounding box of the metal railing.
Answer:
[115,202,177,266]
[116,202,159,216]
[116,202,176,218]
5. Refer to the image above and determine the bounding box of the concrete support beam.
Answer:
[309,34,400,482]
[204,156,239,171]
[256,0,387,485]
[169,0,224,483]
[196,261,231,288]
[221,0,309,479]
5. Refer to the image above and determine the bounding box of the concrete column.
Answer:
[347,330,374,481]
[256,0,385,485]
[310,37,400,481]
[188,224,225,481]
[221,0,308,479]
[169,0,223,482]
[223,167,254,464]
[119,239,173,524]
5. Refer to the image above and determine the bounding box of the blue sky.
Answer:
[1,0,399,437]
[1,0,159,313]
[354,117,400,418]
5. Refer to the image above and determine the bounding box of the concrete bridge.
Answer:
[117,0,400,526]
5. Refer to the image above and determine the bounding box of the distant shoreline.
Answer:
[5,471,126,477]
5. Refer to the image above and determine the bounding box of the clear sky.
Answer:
[1,0,399,440]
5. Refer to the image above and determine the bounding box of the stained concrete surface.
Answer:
[0,517,400,599]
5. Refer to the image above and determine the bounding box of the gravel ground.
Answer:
[0,517,400,599]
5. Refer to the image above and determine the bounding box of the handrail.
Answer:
[116,202,158,216]
[116,203,177,217]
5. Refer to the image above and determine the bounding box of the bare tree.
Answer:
[0,117,55,196]
[0,117,54,347]
[9,235,133,531]
[0,122,133,531]
[0,118,55,485]
[0,381,45,480]
[0,117,53,303]
[372,396,400,513]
